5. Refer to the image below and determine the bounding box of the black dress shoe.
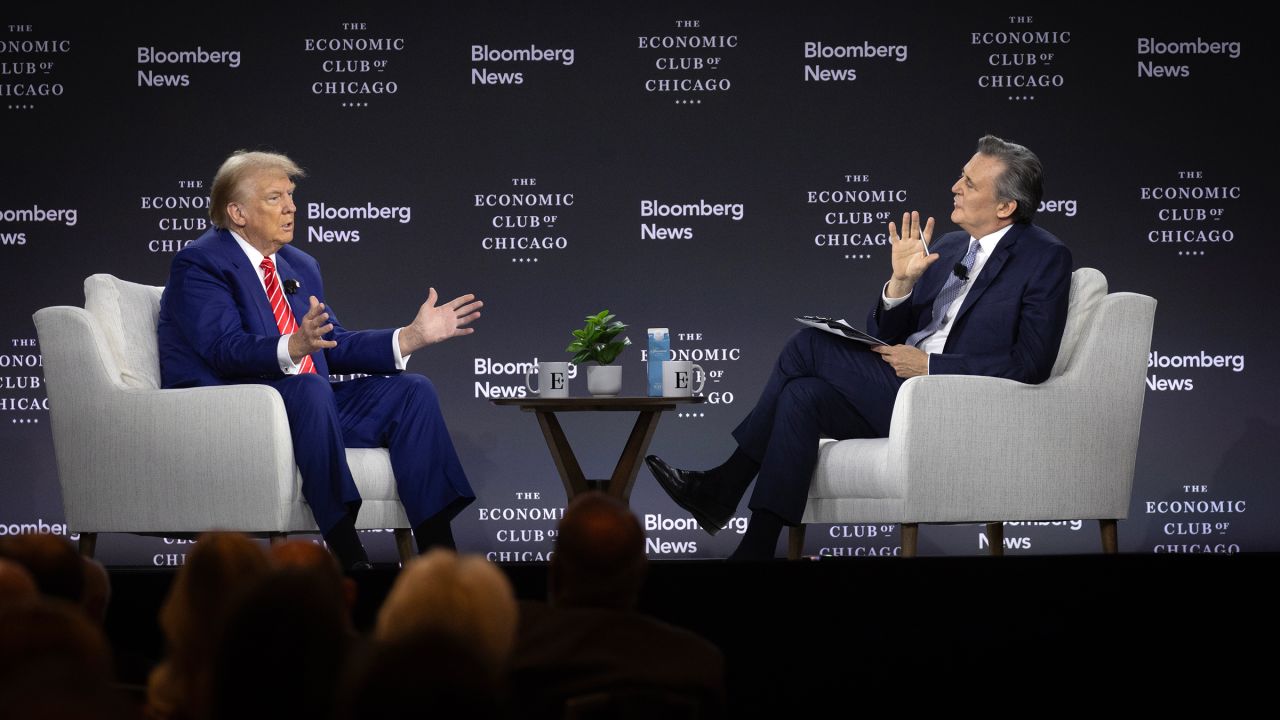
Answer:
[645,455,734,535]
[346,560,374,573]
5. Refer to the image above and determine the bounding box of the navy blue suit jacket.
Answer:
[867,222,1072,384]
[158,227,399,388]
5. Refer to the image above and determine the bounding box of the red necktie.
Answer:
[260,257,316,375]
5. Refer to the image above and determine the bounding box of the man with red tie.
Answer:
[157,150,482,570]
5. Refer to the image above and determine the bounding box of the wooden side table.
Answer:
[491,397,705,504]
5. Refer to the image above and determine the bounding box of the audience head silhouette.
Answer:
[340,628,504,720]
[269,538,357,615]
[149,531,270,720]
[0,532,85,604]
[376,548,518,673]
[0,597,131,718]
[0,557,38,611]
[550,491,648,610]
[211,567,355,720]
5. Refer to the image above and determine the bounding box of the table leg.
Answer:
[534,410,590,499]
[606,409,664,503]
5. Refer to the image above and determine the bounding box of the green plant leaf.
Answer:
[567,310,632,365]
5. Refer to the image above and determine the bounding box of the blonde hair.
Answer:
[208,150,306,229]
[375,550,517,671]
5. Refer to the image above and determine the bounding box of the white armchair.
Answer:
[33,274,414,561]
[790,268,1156,558]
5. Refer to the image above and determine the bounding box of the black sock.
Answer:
[323,514,368,568]
[729,509,785,561]
[414,514,456,553]
[709,448,760,493]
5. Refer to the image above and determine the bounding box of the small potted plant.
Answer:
[566,310,632,397]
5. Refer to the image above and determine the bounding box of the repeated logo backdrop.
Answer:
[2,2,1274,565]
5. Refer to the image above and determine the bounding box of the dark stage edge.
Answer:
[104,553,1277,712]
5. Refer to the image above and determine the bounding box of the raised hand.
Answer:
[399,288,484,355]
[886,210,939,298]
[288,296,337,363]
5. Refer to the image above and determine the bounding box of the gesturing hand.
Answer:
[288,296,337,363]
[399,288,484,355]
[886,211,939,298]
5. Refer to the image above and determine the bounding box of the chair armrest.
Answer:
[35,305,299,532]
[887,373,1135,522]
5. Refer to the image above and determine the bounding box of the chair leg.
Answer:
[900,523,918,557]
[394,528,415,566]
[78,532,97,558]
[268,532,287,546]
[986,522,1004,556]
[1099,519,1118,554]
[787,526,806,560]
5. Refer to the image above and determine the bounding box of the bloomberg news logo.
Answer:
[304,200,412,244]
[0,205,77,246]
[643,512,747,557]
[639,198,743,240]
[473,356,578,399]
[136,45,240,88]
[1146,348,1245,392]
[470,44,575,86]
[0,518,73,537]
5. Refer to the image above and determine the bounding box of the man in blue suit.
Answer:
[647,135,1072,560]
[157,150,482,570]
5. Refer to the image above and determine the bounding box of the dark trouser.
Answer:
[731,329,903,524]
[269,373,475,534]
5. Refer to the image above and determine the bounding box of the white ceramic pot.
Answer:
[586,365,622,397]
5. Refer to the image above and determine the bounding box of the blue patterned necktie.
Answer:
[905,238,981,348]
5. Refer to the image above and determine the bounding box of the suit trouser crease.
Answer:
[270,373,475,534]
[730,329,903,524]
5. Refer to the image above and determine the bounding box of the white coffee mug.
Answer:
[662,360,705,397]
[526,361,571,398]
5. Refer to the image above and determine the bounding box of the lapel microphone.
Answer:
[284,279,301,295]
[952,263,969,281]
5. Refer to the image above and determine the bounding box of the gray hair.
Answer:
[977,135,1043,224]
[375,550,517,671]
[208,150,306,229]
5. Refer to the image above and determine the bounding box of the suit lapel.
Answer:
[953,223,1024,321]
[214,229,278,334]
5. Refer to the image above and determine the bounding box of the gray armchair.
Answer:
[33,274,414,561]
[789,268,1156,557]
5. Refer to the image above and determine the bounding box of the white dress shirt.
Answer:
[229,231,408,374]
[879,224,1014,372]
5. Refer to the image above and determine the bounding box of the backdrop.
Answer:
[3,1,1272,564]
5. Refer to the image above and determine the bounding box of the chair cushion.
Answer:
[347,449,399,501]
[84,274,165,389]
[1049,267,1108,377]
